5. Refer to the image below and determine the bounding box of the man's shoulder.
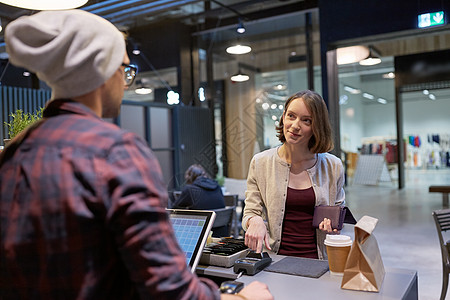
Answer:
[53,114,123,134]
[44,114,142,149]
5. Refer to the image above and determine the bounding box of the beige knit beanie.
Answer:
[5,9,125,99]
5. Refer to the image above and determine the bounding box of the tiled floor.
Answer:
[342,168,450,300]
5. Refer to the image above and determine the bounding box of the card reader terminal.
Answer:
[233,252,272,276]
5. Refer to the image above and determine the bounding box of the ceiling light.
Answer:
[135,87,152,95]
[429,94,436,100]
[336,45,369,65]
[270,104,277,110]
[423,89,429,95]
[382,72,395,79]
[261,103,269,110]
[339,95,348,105]
[345,107,355,117]
[23,71,30,77]
[226,44,252,55]
[362,92,374,99]
[167,91,180,105]
[237,18,245,34]
[343,85,361,94]
[198,87,206,102]
[377,98,387,104]
[274,84,287,90]
[359,46,382,66]
[0,0,88,10]
[134,78,152,95]
[131,41,141,55]
[359,56,381,66]
[271,115,278,121]
[231,70,249,82]
[0,19,2,33]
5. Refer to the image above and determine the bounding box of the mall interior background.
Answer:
[1,1,450,299]
[2,1,450,187]
[120,1,450,186]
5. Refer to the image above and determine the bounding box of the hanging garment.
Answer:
[432,134,440,144]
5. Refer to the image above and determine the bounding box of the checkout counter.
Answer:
[196,253,418,300]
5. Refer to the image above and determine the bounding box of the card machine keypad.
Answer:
[233,252,272,275]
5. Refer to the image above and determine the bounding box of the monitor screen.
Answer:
[167,209,216,272]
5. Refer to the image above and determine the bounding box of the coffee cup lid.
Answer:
[324,234,353,247]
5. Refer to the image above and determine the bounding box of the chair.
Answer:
[432,208,450,300]
[224,194,240,237]
[211,206,235,238]
[430,186,450,208]
[172,190,181,200]
[224,194,238,207]
[223,177,247,200]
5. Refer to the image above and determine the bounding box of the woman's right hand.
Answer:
[244,216,271,253]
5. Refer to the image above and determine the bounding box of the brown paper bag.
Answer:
[341,215,385,292]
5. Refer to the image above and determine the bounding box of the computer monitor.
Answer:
[167,209,216,272]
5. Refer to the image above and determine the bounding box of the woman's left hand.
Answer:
[318,218,339,234]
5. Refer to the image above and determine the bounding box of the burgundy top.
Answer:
[278,186,318,259]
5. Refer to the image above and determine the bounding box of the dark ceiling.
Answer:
[0,0,316,42]
[0,0,318,92]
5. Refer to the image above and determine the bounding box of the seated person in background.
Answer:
[172,164,225,210]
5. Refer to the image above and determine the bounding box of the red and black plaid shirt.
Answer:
[0,99,219,300]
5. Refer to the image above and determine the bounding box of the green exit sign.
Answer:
[418,11,445,28]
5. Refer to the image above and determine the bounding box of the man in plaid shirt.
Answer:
[0,9,272,300]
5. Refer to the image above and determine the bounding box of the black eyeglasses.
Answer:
[122,63,137,86]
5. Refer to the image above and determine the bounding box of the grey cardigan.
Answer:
[242,147,345,259]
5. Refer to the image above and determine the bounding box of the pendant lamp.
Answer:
[359,46,381,66]
[226,44,251,55]
[336,46,369,65]
[231,70,249,82]
[236,18,245,34]
[0,0,88,10]
[135,87,152,95]
[134,79,152,95]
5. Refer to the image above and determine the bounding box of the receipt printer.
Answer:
[233,252,272,276]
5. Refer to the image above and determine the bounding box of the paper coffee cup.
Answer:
[324,234,353,276]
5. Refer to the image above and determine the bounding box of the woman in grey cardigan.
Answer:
[242,90,345,259]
